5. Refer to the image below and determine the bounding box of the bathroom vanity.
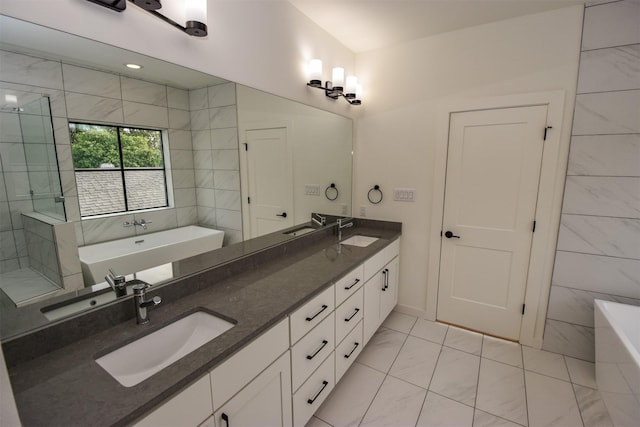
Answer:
[2,219,401,426]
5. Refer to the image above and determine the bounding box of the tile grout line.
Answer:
[521,343,532,427]
[412,328,447,427]
[564,355,588,427]
[356,326,412,427]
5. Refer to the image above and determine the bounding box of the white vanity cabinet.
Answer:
[133,375,213,427]
[132,239,400,427]
[212,351,292,427]
[363,239,400,344]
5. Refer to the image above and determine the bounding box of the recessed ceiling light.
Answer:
[4,94,18,104]
[125,63,142,70]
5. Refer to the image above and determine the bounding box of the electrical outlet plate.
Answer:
[393,188,416,202]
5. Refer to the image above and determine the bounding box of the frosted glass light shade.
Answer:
[345,76,358,95]
[332,67,345,89]
[185,0,207,23]
[355,84,363,100]
[309,59,323,84]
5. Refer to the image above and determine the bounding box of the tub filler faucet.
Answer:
[123,219,152,230]
[133,282,162,325]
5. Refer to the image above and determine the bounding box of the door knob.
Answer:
[276,212,287,218]
[444,231,460,239]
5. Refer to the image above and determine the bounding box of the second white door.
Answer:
[245,127,293,238]
[437,105,547,340]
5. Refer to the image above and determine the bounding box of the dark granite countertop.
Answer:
[5,221,401,427]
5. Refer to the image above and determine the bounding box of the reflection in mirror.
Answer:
[0,15,352,335]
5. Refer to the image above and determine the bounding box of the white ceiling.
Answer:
[289,0,585,53]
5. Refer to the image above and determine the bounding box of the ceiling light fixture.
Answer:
[85,0,207,37]
[307,59,362,105]
[125,63,143,69]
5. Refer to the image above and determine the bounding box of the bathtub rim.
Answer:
[594,299,640,366]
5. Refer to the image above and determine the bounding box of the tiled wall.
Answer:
[22,213,82,290]
[190,83,243,246]
[0,49,242,276]
[542,0,640,361]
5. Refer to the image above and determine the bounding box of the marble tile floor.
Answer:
[308,311,614,427]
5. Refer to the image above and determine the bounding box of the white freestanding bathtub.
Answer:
[78,226,224,285]
[594,300,640,427]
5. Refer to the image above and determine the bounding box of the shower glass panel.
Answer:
[20,95,66,221]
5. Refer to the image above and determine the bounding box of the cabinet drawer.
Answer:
[210,318,289,410]
[335,286,363,344]
[293,351,335,427]
[335,320,363,382]
[134,375,212,427]
[334,264,364,306]
[364,238,400,281]
[291,312,335,391]
[290,285,334,345]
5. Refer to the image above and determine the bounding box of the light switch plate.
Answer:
[304,184,321,196]
[393,188,416,202]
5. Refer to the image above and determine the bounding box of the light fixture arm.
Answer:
[307,81,361,105]
[84,0,207,37]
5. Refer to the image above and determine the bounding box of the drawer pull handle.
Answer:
[306,340,329,360]
[306,304,328,322]
[345,307,360,322]
[307,380,329,404]
[221,413,230,427]
[344,342,360,359]
[344,278,360,290]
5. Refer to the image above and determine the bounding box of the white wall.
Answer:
[0,0,357,119]
[353,6,584,315]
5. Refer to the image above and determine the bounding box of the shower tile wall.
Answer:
[190,83,243,245]
[542,0,640,361]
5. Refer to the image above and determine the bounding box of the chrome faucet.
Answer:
[123,219,152,230]
[337,217,354,241]
[105,269,127,297]
[133,282,162,325]
[311,213,326,227]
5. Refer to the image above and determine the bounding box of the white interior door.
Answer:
[437,105,547,340]
[246,128,293,237]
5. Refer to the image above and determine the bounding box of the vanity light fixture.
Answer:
[307,59,362,105]
[85,0,207,37]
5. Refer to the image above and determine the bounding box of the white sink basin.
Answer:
[286,227,316,236]
[97,311,234,387]
[340,235,379,247]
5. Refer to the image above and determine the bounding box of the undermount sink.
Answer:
[340,235,379,247]
[285,227,316,236]
[96,311,235,387]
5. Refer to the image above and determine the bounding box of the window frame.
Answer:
[69,122,170,218]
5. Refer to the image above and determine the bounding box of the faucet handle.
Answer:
[106,269,126,287]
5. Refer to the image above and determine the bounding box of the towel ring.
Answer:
[367,185,383,204]
[325,183,339,201]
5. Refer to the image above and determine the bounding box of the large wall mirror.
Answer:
[0,15,352,338]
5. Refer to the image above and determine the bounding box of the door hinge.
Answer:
[532,220,536,232]
[522,304,526,315]
[247,197,251,204]
[543,126,553,141]
[243,143,248,151]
